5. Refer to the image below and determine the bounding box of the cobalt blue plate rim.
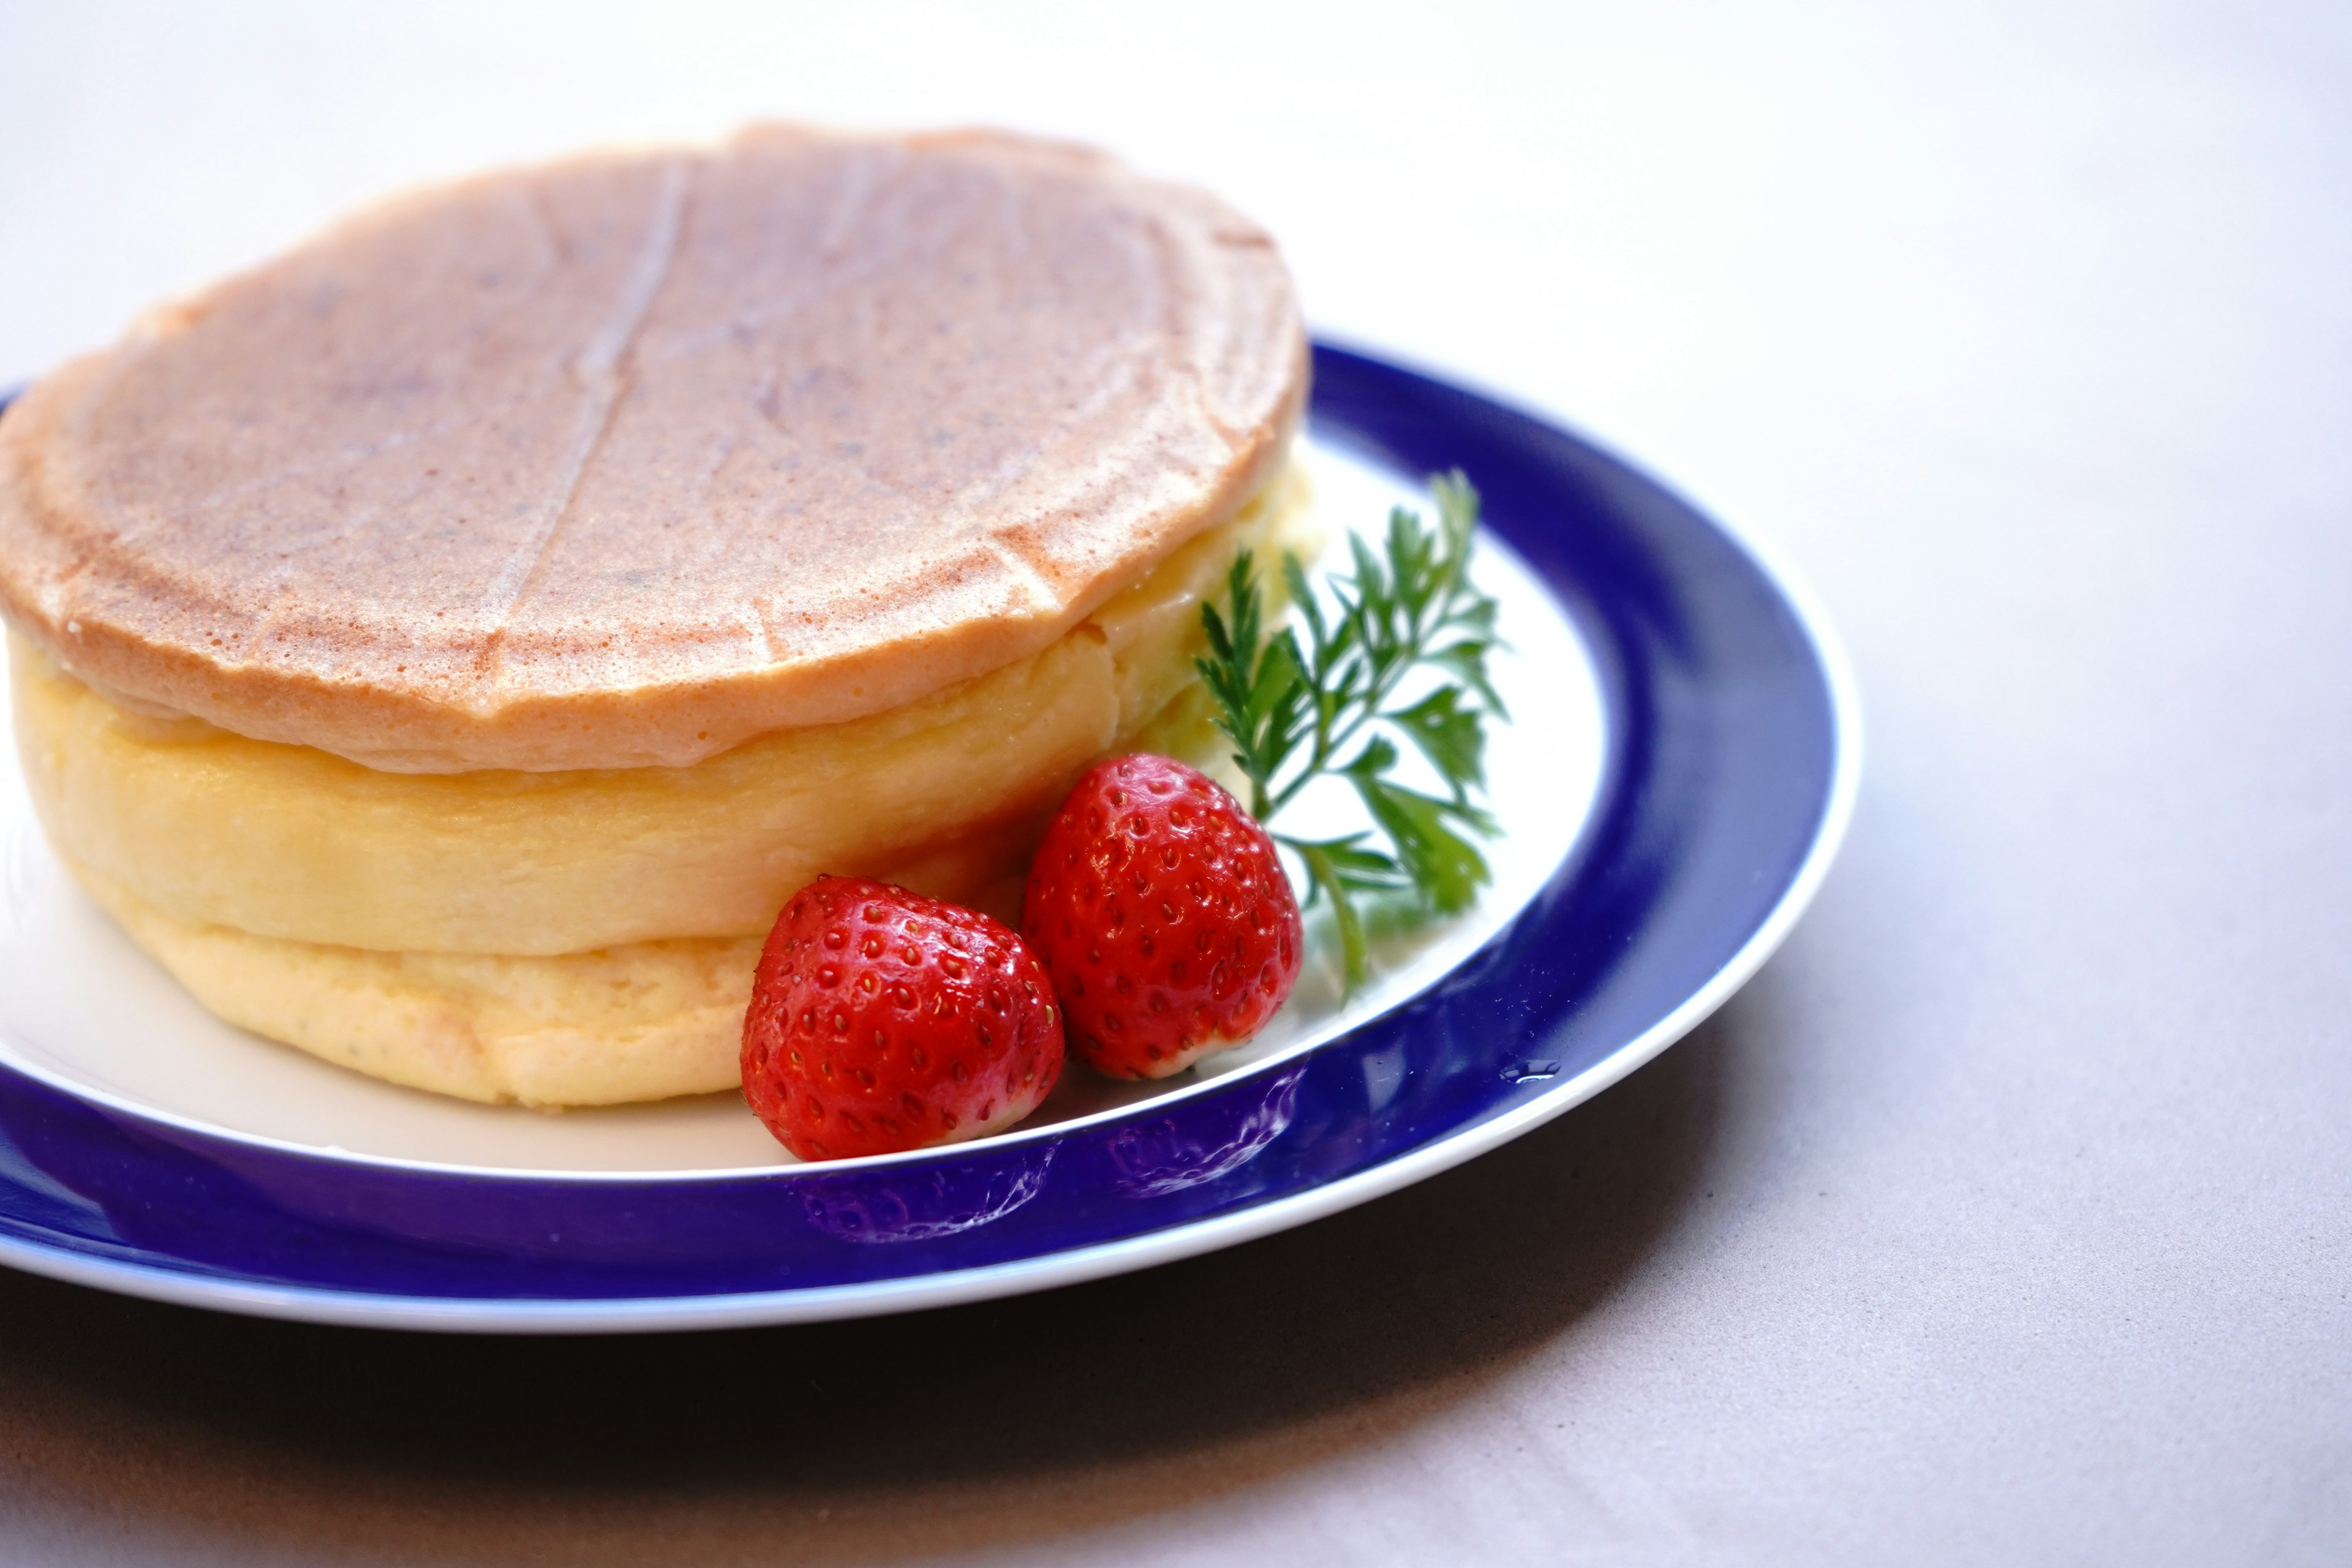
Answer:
[0,342,1860,1332]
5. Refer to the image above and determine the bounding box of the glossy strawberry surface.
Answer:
[1023,755,1303,1079]
[741,876,1063,1160]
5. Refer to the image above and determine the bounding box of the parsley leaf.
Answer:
[1388,685,1485,801]
[1193,468,1507,988]
[1199,555,1309,820]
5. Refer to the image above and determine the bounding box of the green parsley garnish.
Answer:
[1196,469,1506,989]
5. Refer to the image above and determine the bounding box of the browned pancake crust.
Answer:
[0,126,1305,772]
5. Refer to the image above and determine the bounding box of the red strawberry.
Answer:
[741,876,1064,1161]
[1023,755,1303,1079]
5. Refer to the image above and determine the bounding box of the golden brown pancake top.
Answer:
[0,126,1305,772]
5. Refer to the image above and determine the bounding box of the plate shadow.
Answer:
[0,1013,1733,1566]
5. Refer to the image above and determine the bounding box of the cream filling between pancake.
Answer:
[7,458,1315,1107]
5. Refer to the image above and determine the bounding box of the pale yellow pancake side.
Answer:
[76,865,760,1107]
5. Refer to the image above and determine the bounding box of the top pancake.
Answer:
[0,126,1305,772]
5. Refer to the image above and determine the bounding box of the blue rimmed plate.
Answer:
[0,344,1858,1331]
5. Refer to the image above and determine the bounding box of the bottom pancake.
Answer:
[60,685,1229,1109]
[83,863,761,1107]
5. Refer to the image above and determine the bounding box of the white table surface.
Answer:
[1,2,2346,1562]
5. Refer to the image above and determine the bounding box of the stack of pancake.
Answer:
[0,126,1310,1109]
